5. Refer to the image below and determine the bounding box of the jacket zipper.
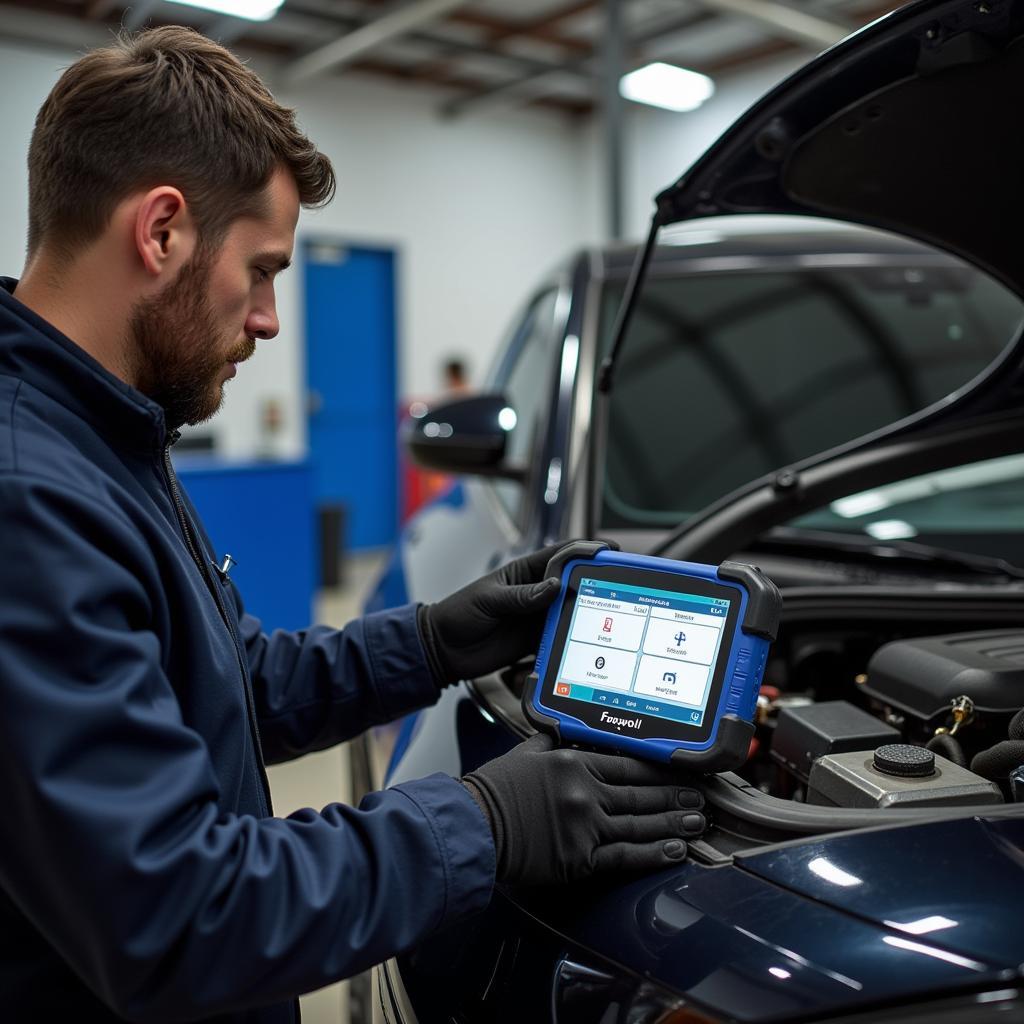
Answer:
[161,438,273,814]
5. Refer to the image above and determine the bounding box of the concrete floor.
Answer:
[265,553,389,1024]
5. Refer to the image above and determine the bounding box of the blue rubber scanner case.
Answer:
[523,542,782,774]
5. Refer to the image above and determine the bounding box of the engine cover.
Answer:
[863,629,1024,726]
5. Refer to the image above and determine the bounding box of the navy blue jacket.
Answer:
[0,279,495,1022]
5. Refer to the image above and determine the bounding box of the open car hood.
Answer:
[656,0,1024,301]
[633,0,1024,563]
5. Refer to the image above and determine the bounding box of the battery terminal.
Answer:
[934,695,975,737]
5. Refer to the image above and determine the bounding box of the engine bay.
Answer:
[475,584,1024,857]
[749,600,1024,810]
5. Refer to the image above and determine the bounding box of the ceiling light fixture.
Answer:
[619,63,715,113]
[165,0,285,21]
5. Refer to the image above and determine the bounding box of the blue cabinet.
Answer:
[175,459,315,633]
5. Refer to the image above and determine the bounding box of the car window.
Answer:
[599,262,1022,528]
[490,289,562,526]
[787,453,1024,567]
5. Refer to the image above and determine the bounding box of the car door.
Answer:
[484,278,574,547]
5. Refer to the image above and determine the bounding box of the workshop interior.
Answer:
[4,0,1024,1021]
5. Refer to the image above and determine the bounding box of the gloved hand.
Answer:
[417,542,579,688]
[462,733,706,885]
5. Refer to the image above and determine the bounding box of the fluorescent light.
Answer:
[619,63,715,113]
[808,856,862,887]
[865,519,917,541]
[165,0,285,21]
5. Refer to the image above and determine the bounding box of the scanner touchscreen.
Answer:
[551,575,730,729]
[525,545,781,771]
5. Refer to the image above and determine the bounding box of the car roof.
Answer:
[590,215,974,278]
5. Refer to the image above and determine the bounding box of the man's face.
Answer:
[130,167,299,429]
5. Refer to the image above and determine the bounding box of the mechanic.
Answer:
[0,27,706,1022]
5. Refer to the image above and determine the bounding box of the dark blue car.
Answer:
[360,0,1024,1018]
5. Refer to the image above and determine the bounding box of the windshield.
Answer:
[789,453,1024,568]
[598,259,1023,529]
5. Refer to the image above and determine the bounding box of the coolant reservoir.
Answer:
[807,743,1003,808]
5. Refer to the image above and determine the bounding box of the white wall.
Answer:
[0,35,804,460]
[0,38,595,459]
[0,42,61,287]
[224,61,600,459]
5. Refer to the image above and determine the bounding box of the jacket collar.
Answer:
[0,277,169,452]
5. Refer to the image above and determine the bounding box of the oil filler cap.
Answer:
[873,744,935,778]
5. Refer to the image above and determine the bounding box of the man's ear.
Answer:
[134,186,197,278]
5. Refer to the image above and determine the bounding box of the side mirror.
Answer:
[403,393,525,481]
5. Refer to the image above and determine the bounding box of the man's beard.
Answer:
[128,250,256,430]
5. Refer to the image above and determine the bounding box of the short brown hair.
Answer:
[27,25,335,261]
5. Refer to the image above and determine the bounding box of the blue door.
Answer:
[304,241,398,551]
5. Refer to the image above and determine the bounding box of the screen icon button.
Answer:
[556,683,570,696]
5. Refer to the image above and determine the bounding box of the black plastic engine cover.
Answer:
[864,630,1024,724]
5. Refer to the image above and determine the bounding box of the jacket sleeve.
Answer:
[0,477,494,1022]
[230,586,440,764]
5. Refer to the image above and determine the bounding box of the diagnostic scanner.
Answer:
[524,543,782,773]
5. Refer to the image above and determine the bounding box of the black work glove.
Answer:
[417,543,572,688]
[462,733,706,885]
